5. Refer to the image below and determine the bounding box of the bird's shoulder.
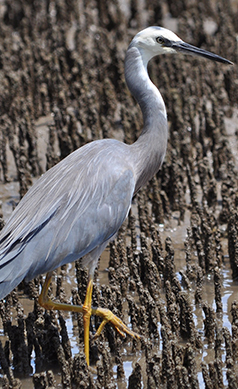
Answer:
[0,139,135,248]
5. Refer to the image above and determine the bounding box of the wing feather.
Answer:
[0,139,136,298]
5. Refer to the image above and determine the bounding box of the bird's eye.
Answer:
[156,37,164,44]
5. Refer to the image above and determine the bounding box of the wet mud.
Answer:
[0,0,238,388]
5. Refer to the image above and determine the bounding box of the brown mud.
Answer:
[0,0,238,388]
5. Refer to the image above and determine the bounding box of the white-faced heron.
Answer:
[0,26,232,365]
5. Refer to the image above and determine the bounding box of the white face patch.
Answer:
[135,26,181,44]
[130,26,182,61]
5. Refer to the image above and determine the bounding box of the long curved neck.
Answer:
[125,45,168,192]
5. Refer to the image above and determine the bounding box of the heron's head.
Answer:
[131,26,232,65]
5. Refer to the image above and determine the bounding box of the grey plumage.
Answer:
[0,26,232,301]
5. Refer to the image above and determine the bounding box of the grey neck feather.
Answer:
[124,45,168,192]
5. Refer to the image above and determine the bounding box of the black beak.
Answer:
[171,41,233,65]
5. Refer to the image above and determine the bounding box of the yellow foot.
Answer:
[92,306,140,340]
[38,272,140,366]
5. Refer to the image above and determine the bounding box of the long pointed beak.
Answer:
[172,41,233,65]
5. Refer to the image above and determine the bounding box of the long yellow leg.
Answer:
[38,272,140,365]
[82,278,93,365]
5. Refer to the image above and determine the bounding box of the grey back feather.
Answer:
[0,139,136,298]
